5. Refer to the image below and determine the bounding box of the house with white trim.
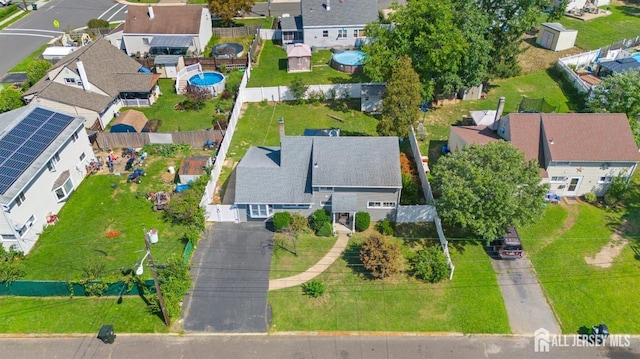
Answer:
[0,105,93,254]
[22,38,160,131]
[106,5,213,57]
[234,120,402,229]
[448,113,640,197]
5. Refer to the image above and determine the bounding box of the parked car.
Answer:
[490,226,523,259]
[0,0,12,6]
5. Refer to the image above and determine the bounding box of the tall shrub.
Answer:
[413,247,450,283]
[272,212,291,232]
[360,235,402,279]
[355,211,370,232]
[310,209,331,233]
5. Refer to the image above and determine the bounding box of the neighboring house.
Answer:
[105,5,212,57]
[234,120,402,229]
[360,83,385,114]
[178,156,212,184]
[448,113,640,197]
[0,105,94,254]
[552,0,610,13]
[110,110,148,133]
[536,23,577,52]
[300,0,378,48]
[596,57,640,77]
[23,38,160,131]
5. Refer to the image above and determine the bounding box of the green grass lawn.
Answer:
[270,233,337,280]
[559,5,640,50]
[520,179,640,333]
[227,101,379,161]
[0,296,168,333]
[22,157,190,280]
[268,235,509,333]
[248,41,368,87]
[10,43,49,72]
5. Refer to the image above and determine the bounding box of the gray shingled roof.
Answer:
[154,55,181,65]
[279,16,302,31]
[235,136,401,205]
[312,136,401,187]
[541,22,576,33]
[23,38,156,112]
[301,0,378,27]
[332,192,357,212]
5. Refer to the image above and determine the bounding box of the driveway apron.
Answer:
[183,222,272,332]
[492,256,561,334]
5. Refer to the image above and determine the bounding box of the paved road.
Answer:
[183,222,272,333]
[492,255,562,335]
[0,334,638,359]
[0,0,127,77]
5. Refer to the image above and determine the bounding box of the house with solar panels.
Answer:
[0,105,93,254]
[22,38,160,131]
[104,5,212,57]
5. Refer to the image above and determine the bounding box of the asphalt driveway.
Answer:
[183,222,272,333]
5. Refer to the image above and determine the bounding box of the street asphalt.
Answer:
[182,222,273,333]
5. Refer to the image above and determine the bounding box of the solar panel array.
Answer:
[0,108,75,195]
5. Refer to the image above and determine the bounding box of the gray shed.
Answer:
[360,84,385,114]
[536,23,578,52]
[153,55,185,79]
[286,43,312,73]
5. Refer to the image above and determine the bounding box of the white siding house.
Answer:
[0,106,94,254]
[300,0,378,48]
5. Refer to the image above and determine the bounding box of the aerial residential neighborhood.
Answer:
[0,0,640,357]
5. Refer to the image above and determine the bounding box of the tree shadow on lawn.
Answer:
[327,73,370,84]
[619,5,640,16]
[427,140,448,167]
[341,240,375,279]
[278,58,287,71]
[544,67,586,112]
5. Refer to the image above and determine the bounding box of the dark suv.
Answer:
[490,226,523,259]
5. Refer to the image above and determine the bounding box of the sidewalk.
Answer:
[0,1,48,28]
[268,232,349,291]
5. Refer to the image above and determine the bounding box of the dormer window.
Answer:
[64,78,76,84]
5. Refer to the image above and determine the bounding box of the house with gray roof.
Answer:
[448,113,640,197]
[234,120,402,229]
[0,105,94,254]
[22,38,160,131]
[298,0,378,48]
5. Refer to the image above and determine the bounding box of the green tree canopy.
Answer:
[377,56,421,138]
[0,87,24,113]
[587,69,640,144]
[208,0,255,27]
[432,141,548,239]
[26,59,52,86]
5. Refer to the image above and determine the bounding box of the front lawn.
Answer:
[0,296,168,333]
[22,155,191,280]
[248,40,368,87]
[559,5,640,51]
[227,101,379,161]
[268,234,509,333]
[520,183,640,333]
[270,233,337,280]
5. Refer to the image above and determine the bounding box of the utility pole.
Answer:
[143,227,171,327]
[268,0,271,17]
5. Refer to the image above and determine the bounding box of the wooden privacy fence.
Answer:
[136,56,248,71]
[212,25,261,38]
[95,130,225,150]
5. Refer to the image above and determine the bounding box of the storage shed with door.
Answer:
[536,23,578,52]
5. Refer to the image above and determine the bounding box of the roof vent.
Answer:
[326,0,330,11]
[314,162,318,168]
[148,5,155,20]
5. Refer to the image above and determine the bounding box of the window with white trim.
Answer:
[598,176,613,184]
[79,152,85,161]
[550,176,566,183]
[322,30,328,38]
[338,29,347,39]
[317,187,334,193]
[47,152,60,172]
[282,204,311,209]
[15,192,26,207]
[54,177,74,201]
[72,131,79,142]
[367,201,396,209]
[64,78,76,84]
[353,29,365,38]
[142,38,150,45]
[17,215,36,237]
[249,204,273,218]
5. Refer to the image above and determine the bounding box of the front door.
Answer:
[564,177,582,197]
[541,30,554,49]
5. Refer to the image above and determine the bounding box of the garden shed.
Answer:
[286,43,312,73]
[360,84,385,114]
[536,23,578,52]
[110,110,149,133]
[153,55,184,79]
[178,156,212,184]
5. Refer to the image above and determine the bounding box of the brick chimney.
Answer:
[278,117,285,143]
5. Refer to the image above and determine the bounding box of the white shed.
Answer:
[42,46,78,61]
[536,23,578,52]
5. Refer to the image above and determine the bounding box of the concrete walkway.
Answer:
[492,256,562,335]
[269,232,349,291]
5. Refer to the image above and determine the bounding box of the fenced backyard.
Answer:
[95,130,224,150]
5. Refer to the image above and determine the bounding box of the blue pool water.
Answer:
[189,72,225,86]
[632,52,640,63]
[332,50,366,66]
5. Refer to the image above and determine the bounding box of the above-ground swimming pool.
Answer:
[631,52,640,62]
[330,50,366,74]
[188,71,226,97]
[212,43,244,58]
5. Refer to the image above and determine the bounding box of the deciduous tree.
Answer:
[360,235,402,279]
[208,0,255,27]
[0,87,24,113]
[432,141,548,239]
[26,59,52,86]
[377,56,421,138]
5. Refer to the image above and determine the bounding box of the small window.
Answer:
[47,152,60,172]
[554,161,571,167]
[322,30,328,38]
[249,204,273,218]
[64,78,76,84]
[17,215,36,237]
[550,176,565,183]
[72,132,79,142]
[142,38,150,45]
[282,204,311,209]
[338,29,347,39]
[79,152,86,161]
[54,177,74,201]
[353,29,365,38]
[367,201,396,209]
[15,192,26,207]
[317,187,334,193]
[598,176,613,184]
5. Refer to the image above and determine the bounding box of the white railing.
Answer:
[175,63,203,94]
[120,98,151,107]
